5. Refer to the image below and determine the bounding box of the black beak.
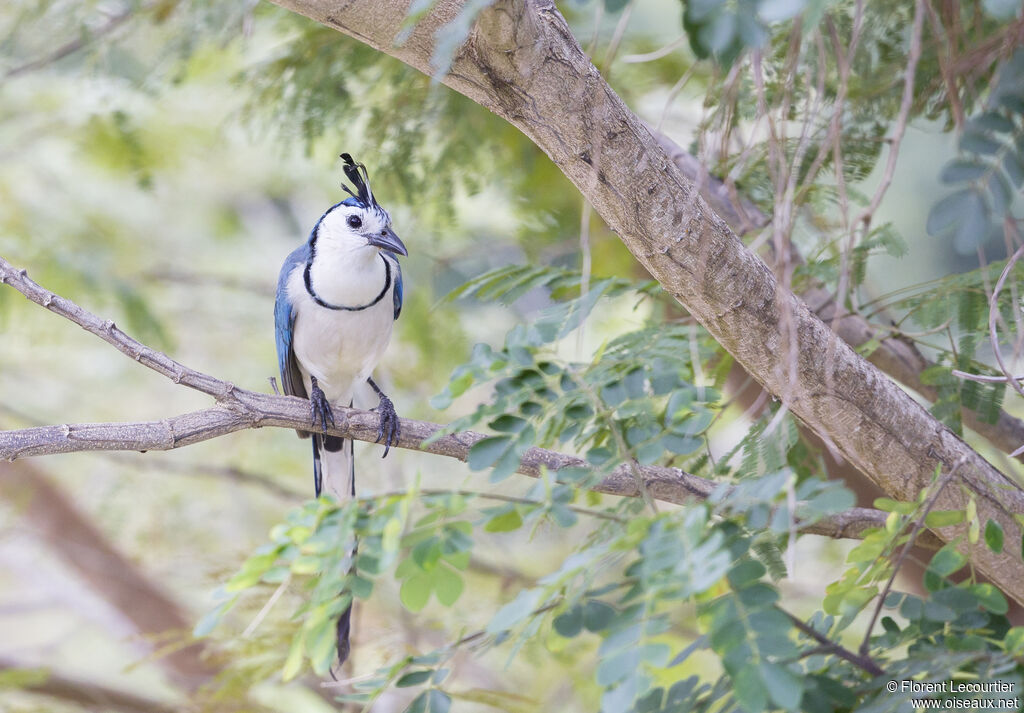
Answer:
[367,227,408,256]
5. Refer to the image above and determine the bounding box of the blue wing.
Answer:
[275,245,309,402]
[391,256,404,320]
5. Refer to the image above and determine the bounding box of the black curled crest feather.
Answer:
[339,152,377,208]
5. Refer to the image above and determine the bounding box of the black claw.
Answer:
[374,393,400,458]
[309,375,335,435]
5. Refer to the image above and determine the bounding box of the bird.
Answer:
[274,153,406,666]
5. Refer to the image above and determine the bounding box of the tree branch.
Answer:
[0,254,916,545]
[647,127,1024,464]
[0,399,909,544]
[261,0,1024,602]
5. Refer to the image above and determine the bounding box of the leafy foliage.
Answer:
[199,263,1023,710]
[928,49,1024,254]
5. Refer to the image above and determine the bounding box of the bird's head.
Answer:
[312,154,408,257]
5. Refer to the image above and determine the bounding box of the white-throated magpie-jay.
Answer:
[274,153,405,665]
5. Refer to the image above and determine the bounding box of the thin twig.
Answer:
[858,459,963,657]
[621,35,686,64]
[787,614,886,678]
[988,244,1024,401]
[5,6,137,79]
[951,370,1024,384]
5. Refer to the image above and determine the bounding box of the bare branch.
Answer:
[0,400,904,544]
[0,254,911,545]
[0,256,236,402]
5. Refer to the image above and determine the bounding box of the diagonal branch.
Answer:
[0,255,918,546]
[648,129,1024,463]
[0,256,236,402]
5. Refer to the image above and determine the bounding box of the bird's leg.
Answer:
[309,375,335,434]
[367,376,400,458]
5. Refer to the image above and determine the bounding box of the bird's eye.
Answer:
[347,215,362,229]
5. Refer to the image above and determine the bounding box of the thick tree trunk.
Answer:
[267,0,1024,602]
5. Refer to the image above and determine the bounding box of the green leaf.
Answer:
[487,589,542,633]
[953,189,991,253]
[732,663,768,713]
[401,572,433,612]
[597,648,637,686]
[554,604,583,638]
[484,507,523,533]
[960,132,1003,155]
[923,510,965,527]
[489,414,527,433]
[984,519,1004,553]
[404,689,451,713]
[988,170,1013,215]
[928,545,967,577]
[760,662,803,711]
[1004,151,1024,186]
[874,497,917,515]
[193,597,236,638]
[973,111,1015,134]
[467,436,513,471]
[433,566,464,607]
[728,559,766,588]
[971,583,1008,614]
[583,600,616,632]
[940,158,989,183]
[661,433,702,455]
[281,635,305,682]
[396,670,434,688]
[1005,626,1024,654]
[759,0,806,23]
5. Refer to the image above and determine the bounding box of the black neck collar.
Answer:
[304,253,391,311]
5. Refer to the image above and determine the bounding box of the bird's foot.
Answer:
[374,393,400,458]
[309,376,335,434]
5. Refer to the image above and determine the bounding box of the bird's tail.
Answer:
[312,434,357,667]
[312,434,355,501]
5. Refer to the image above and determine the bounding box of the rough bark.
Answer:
[264,0,1024,601]
[649,129,1024,462]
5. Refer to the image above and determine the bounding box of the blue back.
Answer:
[274,243,310,400]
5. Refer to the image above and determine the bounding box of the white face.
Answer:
[317,203,391,251]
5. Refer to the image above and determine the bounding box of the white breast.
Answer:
[286,262,395,405]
